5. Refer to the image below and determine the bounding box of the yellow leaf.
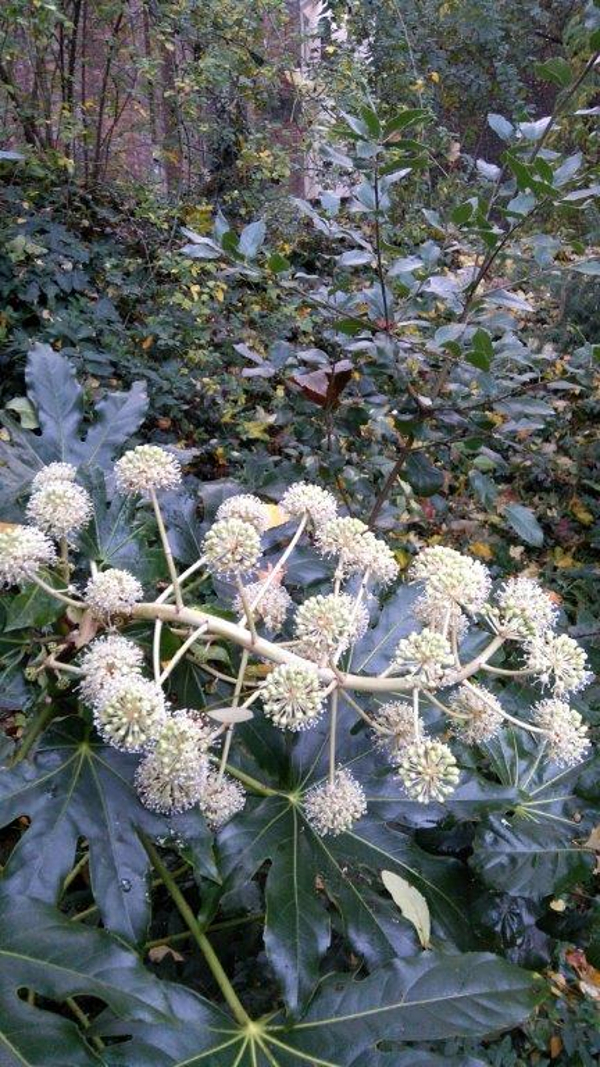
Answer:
[470,541,494,561]
[381,870,431,948]
[141,336,154,350]
[429,70,441,84]
[264,504,287,530]
[570,497,594,526]
[552,547,577,569]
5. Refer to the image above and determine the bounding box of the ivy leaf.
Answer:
[0,720,217,944]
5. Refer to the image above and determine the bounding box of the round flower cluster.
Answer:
[526,633,592,696]
[27,478,93,539]
[234,580,292,633]
[316,516,399,585]
[115,445,182,495]
[392,628,454,687]
[486,576,558,640]
[450,684,504,745]
[216,494,270,533]
[31,462,77,491]
[0,525,57,586]
[304,769,367,836]
[414,596,470,642]
[281,482,338,528]
[197,771,246,830]
[261,663,326,730]
[533,699,590,766]
[94,677,168,752]
[84,568,144,620]
[373,701,419,760]
[397,739,460,803]
[294,592,369,663]
[135,711,211,814]
[410,546,491,614]
[79,635,144,704]
[203,517,261,577]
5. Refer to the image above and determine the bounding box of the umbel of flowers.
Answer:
[0,448,594,836]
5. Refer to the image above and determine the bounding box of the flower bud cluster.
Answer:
[26,463,93,540]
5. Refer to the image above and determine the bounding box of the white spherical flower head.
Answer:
[526,633,592,696]
[294,593,369,663]
[79,635,144,704]
[414,594,470,642]
[151,710,212,768]
[261,663,326,730]
[392,628,454,687]
[203,517,261,577]
[397,738,460,803]
[488,576,558,640]
[533,699,590,767]
[182,710,222,753]
[31,462,77,492]
[373,701,420,760]
[27,479,93,538]
[316,516,399,585]
[409,546,491,614]
[198,771,246,830]
[216,494,271,533]
[0,525,57,586]
[280,482,338,529]
[233,580,292,633]
[450,684,504,744]
[84,568,144,620]
[114,444,182,496]
[94,678,167,752]
[135,752,208,814]
[304,769,367,836]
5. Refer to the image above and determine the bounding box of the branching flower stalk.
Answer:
[3,470,594,834]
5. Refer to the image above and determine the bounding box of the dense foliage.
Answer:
[1,2,600,1066]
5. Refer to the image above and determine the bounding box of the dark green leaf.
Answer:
[470,816,594,898]
[0,720,217,944]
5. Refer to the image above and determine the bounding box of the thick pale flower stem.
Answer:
[329,689,339,787]
[150,488,183,611]
[236,577,257,643]
[246,514,308,618]
[159,622,210,685]
[32,573,82,609]
[139,832,252,1026]
[217,648,249,785]
[412,687,421,740]
[134,602,509,695]
[59,537,70,582]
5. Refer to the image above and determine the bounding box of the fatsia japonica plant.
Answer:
[0,347,598,1065]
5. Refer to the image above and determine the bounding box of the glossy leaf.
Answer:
[0,720,217,943]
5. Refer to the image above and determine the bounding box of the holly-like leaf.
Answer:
[0,719,217,944]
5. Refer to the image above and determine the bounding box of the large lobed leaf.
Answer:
[0,344,147,514]
[0,719,216,943]
[0,889,540,1067]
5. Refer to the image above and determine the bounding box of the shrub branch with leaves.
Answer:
[0,348,598,1064]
